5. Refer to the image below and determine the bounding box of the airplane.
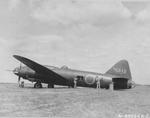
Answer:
[13,55,135,90]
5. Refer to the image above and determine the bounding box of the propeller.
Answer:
[18,63,22,86]
[18,76,21,84]
[19,63,22,70]
[6,62,23,86]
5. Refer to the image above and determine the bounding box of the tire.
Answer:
[34,82,42,88]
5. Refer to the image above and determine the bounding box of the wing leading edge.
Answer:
[13,55,66,83]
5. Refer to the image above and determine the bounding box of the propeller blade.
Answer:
[18,63,22,74]
[20,63,21,69]
[18,76,21,87]
[18,76,20,83]
[5,69,13,72]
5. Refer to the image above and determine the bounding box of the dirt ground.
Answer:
[0,83,150,118]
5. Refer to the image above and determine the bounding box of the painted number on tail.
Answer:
[113,67,127,74]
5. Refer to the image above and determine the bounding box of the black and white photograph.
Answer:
[0,0,150,118]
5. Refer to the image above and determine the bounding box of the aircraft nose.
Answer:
[13,67,20,74]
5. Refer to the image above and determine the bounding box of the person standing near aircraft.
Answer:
[74,77,78,88]
[96,76,101,89]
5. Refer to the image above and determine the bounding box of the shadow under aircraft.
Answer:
[13,55,135,90]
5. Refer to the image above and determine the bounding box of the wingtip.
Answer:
[13,55,18,58]
[13,55,22,60]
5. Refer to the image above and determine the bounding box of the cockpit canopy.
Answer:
[61,65,69,69]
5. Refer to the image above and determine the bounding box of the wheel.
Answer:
[34,82,42,88]
[105,85,109,89]
[48,83,54,88]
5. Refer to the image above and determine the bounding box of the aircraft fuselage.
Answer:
[14,65,112,88]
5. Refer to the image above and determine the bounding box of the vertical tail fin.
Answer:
[105,60,132,80]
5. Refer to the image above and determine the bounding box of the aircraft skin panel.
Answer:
[16,64,110,87]
[51,68,99,79]
[45,67,112,87]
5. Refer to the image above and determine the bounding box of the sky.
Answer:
[0,0,150,84]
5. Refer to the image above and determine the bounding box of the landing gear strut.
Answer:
[34,82,42,88]
[48,83,54,88]
[19,81,24,88]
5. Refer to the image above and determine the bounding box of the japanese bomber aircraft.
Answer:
[13,55,135,90]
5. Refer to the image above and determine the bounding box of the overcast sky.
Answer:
[0,0,150,84]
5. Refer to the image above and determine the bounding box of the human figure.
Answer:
[110,82,114,90]
[96,76,101,89]
[74,78,77,88]
[97,78,100,89]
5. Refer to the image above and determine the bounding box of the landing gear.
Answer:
[17,76,24,88]
[34,82,42,88]
[19,81,24,88]
[67,80,74,88]
[48,83,54,88]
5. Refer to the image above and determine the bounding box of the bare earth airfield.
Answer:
[0,83,150,118]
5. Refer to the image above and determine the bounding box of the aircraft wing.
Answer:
[13,55,67,83]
